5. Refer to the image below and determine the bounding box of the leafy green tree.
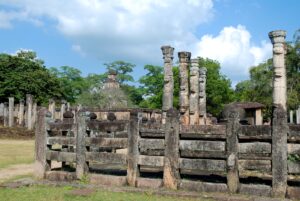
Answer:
[198,57,235,117]
[0,51,63,103]
[49,66,87,103]
[104,61,135,84]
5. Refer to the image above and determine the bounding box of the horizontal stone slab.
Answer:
[139,128,165,138]
[239,184,271,197]
[46,151,76,162]
[238,142,271,154]
[180,125,226,135]
[288,143,300,154]
[180,150,226,159]
[180,140,225,152]
[139,139,165,151]
[138,155,164,167]
[45,171,76,181]
[239,160,271,172]
[179,180,227,192]
[136,178,163,189]
[287,186,300,199]
[179,158,226,172]
[48,122,74,132]
[86,152,127,165]
[239,125,271,140]
[47,137,75,145]
[89,174,127,186]
[288,161,300,174]
[86,138,127,148]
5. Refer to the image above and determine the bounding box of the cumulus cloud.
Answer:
[194,25,272,83]
[0,0,213,64]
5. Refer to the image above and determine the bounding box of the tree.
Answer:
[0,51,63,104]
[49,66,87,103]
[104,61,135,84]
[198,57,235,117]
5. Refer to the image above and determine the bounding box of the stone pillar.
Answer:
[178,51,191,125]
[269,30,288,198]
[8,97,14,127]
[3,102,8,126]
[35,108,51,179]
[32,102,37,129]
[189,59,199,125]
[199,67,207,125]
[26,94,33,130]
[127,112,142,186]
[18,99,25,126]
[48,99,56,119]
[255,109,263,125]
[161,45,174,124]
[226,109,240,193]
[60,100,66,121]
[269,30,287,111]
[290,110,294,124]
[296,106,300,124]
[163,108,180,189]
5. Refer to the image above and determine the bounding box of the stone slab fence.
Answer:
[35,107,300,199]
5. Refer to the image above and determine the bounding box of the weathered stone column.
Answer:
[127,111,142,186]
[189,59,199,125]
[269,30,287,110]
[3,102,8,126]
[0,103,4,116]
[199,67,207,125]
[296,106,300,124]
[8,97,14,127]
[60,100,66,121]
[269,30,288,198]
[26,94,33,130]
[178,51,191,125]
[76,111,89,179]
[18,99,25,126]
[163,108,180,189]
[32,102,37,129]
[161,45,174,124]
[48,99,56,119]
[290,110,294,124]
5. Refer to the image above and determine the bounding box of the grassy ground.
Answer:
[0,186,213,201]
[0,139,34,169]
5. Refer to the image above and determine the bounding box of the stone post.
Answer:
[290,110,294,124]
[226,109,240,193]
[26,94,33,130]
[163,108,180,189]
[76,111,89,179]
[127,111,142,186]
[35,108,51,179]
[178,51,191,125]
[199,67,207,125]
[269,30,288,197]
[32,102,37,129]
[269,30,287,111]
[296,106,300,124]
[60,100,66,121]
[0,103,3,116]
[3,102,8,127]
[189,59,199,125]
[48,99,56,119]
[8,97,14,127]
[18,99,25,126]
[161,45,174,124]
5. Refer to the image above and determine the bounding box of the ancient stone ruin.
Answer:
[0,30,300,199]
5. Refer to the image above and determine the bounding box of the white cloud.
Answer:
[71,44,86,57]
[194,25,272,83]
[0,0,213,64]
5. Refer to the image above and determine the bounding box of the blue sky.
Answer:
[0,0,299,86]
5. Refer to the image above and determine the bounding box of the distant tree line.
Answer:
[0,29,299,117]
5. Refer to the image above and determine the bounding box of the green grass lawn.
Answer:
[0,139,34,169]
[0,186,213,201]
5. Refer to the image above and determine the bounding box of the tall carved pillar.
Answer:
[269,30,288,197]
[26,94,33,130]
[189,59,199,125]
[48,99,56,119]
[269,30,287,110]
[178,51,191,125]
[199,67,207,125]
[18,99,25,126]
[161,45,174,124]
[8,97,14,127]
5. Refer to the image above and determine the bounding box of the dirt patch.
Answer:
[0,163,34,183]
[0,126,34,140]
